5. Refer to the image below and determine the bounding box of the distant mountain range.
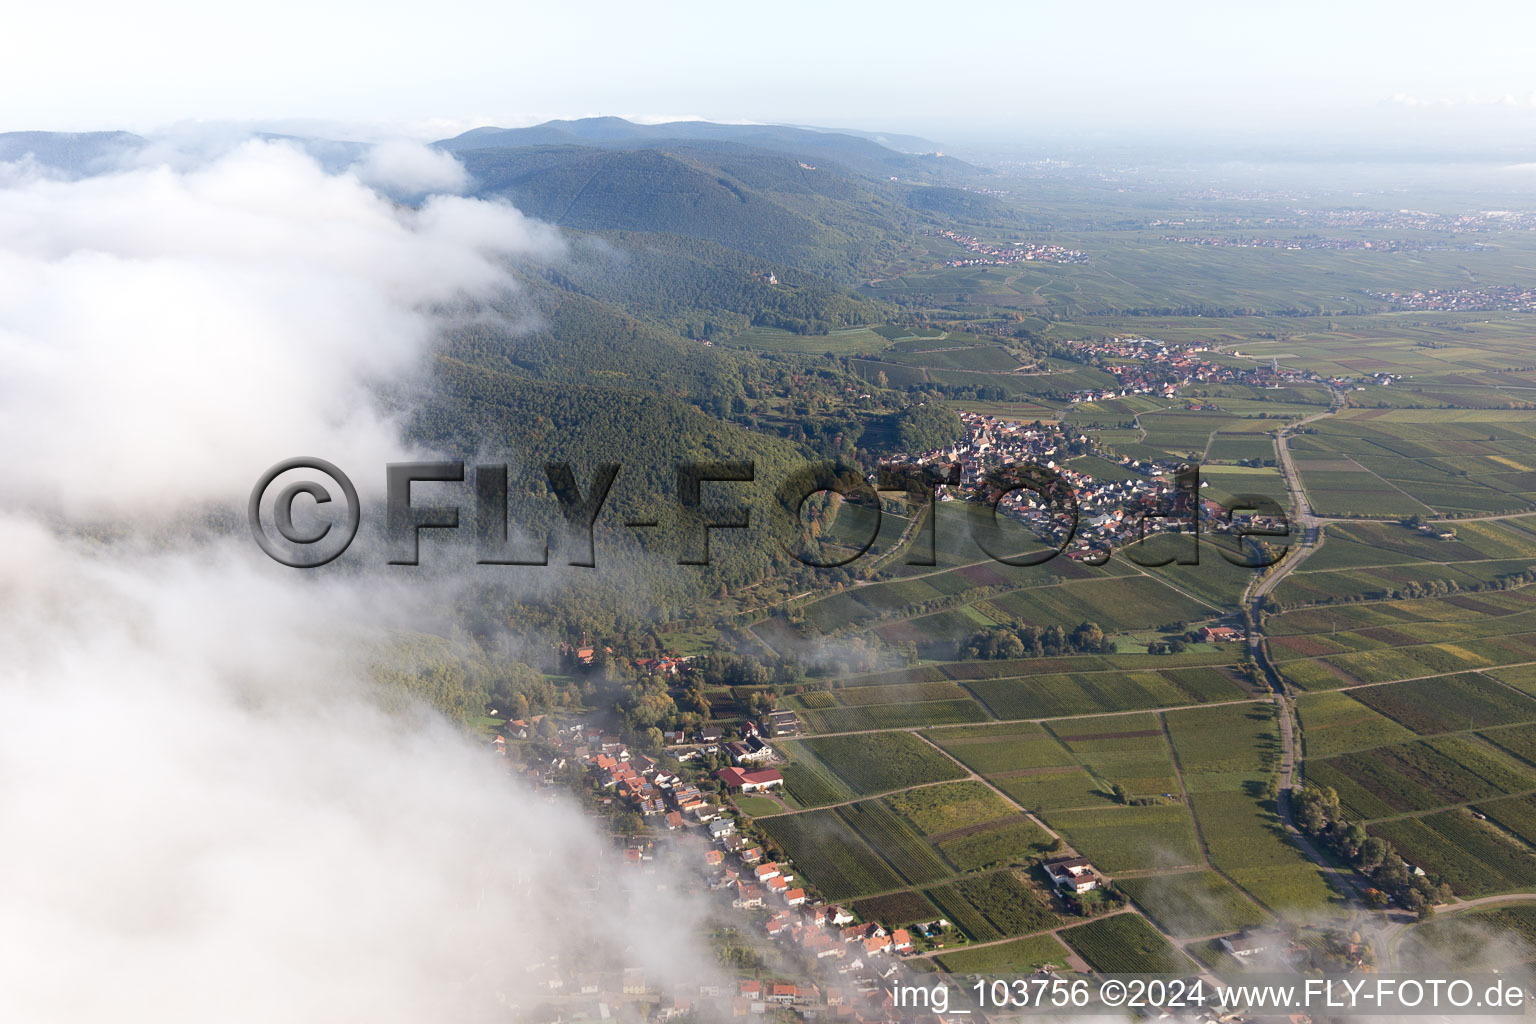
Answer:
[0,130,144,175]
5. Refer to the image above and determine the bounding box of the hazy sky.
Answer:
[6,0,1536,148]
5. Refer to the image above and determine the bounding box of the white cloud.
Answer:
[0,133,722,1023]
[352,139,470,196]
[0,521,719,1022]
[0,139,560,519]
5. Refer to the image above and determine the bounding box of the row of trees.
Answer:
[1291,785,1453,917]
[959,621,1117,660]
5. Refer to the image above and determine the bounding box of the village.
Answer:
[492,716,969,1023]
[1363,284,1536,312]
[492,712,1355,1024]
[883,407,1286,565]
[924,228,1088,266]
[1160,234,1492,254]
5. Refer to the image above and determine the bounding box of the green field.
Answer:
[1119,871,1269,937]
[1295,690,1417,757]
[1059,914,1193,974]
[852,889,939,927]
[924,871,1055,942]
[886,780,1019,835]
[838,800,953,885]
[759,809,902,900]
[797,732,967,794]
[935,934,1073,973]
[1369,809,1536,898]
[1044,805,1202,871]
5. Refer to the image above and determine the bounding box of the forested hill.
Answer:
[435,116,971,182]
[409,356,822,607]
[443,120,1020,280]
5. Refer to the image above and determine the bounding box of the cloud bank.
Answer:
[0,139,559,517]
[0,138,721,1023]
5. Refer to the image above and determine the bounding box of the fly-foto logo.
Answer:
[248,458,1290,570]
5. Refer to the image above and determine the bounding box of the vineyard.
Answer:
[837,800,952,885]
[931,723,1076,775]
[1059,914,1191,974]
[923,881,1003,942]
[1352,673,1536,735]
[851,889,939,927]
[938,820,1055,871]
[1368,810,1536,897]
[936,934,1072,974]
[1118,871,1267,937]
[759,810,901,901]
[950,871,1057,937]
[796,698,988,733]
[885,780,1017,835]
[800,732,967,794]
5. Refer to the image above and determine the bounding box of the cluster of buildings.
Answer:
[667,720,786,766]
[1065,336,1313,404]
[1364,284,1536,312]
[1152,206,1536,235]
[585,741,727,823]
[696,818,940,1021]
[892,411,1248,560]
[1161,234,1491,254]
[925,228,1088,266]
[635,654,690,677]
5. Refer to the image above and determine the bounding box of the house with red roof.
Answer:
[717,767,784,792]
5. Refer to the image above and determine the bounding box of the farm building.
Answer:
[718,767,785,792]
[1044,855,1101,893]
[1220,931,1268,958]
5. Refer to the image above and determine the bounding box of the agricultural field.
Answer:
[929,722,1077,775]
[797,732,968,795]
[884,780,1018,836]
[1307,735,1536,821]
[774,739,854,807]
[993,768,1112,811]
[759,810,903,901]
[1474,793,1536,847]
[795,699,989,733]
[1170,702,1336,912]
[1292,410,1536,517]
[1166,703,1280,774]
[1480,721,1536,764]
[851,889,939,927]
[1047,713,1181,797]
[1118,871,1269,938]
[936,820,1056,872]
[1295,690,1416,757]
[924,871,1056,943]
[1350,673,1536,734]
[1368,809,1536,898]
[922,881,1003,943]
[723,325,894,356]
[950,871,1058,937]
[837,800,952,885]
[963,666,1247,720]
[983,575,1217,633]
[1059,914,1194,975]
[935,934,1072,974]
[1043,805,1202,872]
[1405,903,1536,969]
